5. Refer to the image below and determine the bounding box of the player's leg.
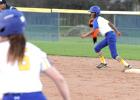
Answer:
[94,38,108,68]
[107,32,132,69]
[115,56,132,69]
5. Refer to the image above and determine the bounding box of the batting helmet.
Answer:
[89,6,101,16]
[0,0,6,4]
[0,10,26,36]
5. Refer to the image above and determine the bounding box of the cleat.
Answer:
[125,65,132,69]
[123,65,133,72]
[96,63,107,69]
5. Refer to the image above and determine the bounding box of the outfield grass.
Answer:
[30,37,140,60]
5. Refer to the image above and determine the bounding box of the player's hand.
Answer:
[80,33,86,38]
[116,31,121,36]
[81,32,91,38]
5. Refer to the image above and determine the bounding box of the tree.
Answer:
[7,0,137,11]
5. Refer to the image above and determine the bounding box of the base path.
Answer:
[41,56,140,100]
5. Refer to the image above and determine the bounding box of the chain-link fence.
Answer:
[23,9,140,45]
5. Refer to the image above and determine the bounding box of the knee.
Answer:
[94,46,100,53]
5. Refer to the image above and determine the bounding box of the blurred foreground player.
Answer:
[0,10,70,100]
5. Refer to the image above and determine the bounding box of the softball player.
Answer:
[0,0,16,10]
[0,10,70,100]
[81,5,132,71]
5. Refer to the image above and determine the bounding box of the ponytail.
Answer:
[7,34,26,64]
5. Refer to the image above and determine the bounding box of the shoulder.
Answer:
[93,17,99,24]
[26,42,47,57]
[97,16,109,23]
[26,42,41,52]
[99,16,108,20]
[97,16,105,20]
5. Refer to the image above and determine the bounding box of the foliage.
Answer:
[7,0,140,11]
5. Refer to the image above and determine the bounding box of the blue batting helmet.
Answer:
[89,6,101,16]
[0,9,26,36]
[0,0,6,4]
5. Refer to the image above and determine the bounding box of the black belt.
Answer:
[4,93,21,96]
[4,91,42,96]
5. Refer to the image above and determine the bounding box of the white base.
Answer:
[124,68,140,74]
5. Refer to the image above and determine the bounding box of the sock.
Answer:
[116,56,129,66]
[120,59,129,66]
[99,55,106,64]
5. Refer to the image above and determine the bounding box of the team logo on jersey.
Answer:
[20,16,26,23]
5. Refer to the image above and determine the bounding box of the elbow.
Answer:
[55,74,65,83]
[108,22,112,27]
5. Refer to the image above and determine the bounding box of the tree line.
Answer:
[8,0,140,11]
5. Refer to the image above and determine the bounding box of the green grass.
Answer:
[30,37,140,60]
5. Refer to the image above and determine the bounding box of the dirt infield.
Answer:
[41,56,140,100]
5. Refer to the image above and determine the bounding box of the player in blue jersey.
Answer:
[0,0,16,10]
[0,10,70,100]
[81,5,132,71]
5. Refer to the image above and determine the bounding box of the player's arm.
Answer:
[80,18,94,38]
[80,29,94,38]
[81,28,99,43]
[44,67,71,100]
[108,22,121,36]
